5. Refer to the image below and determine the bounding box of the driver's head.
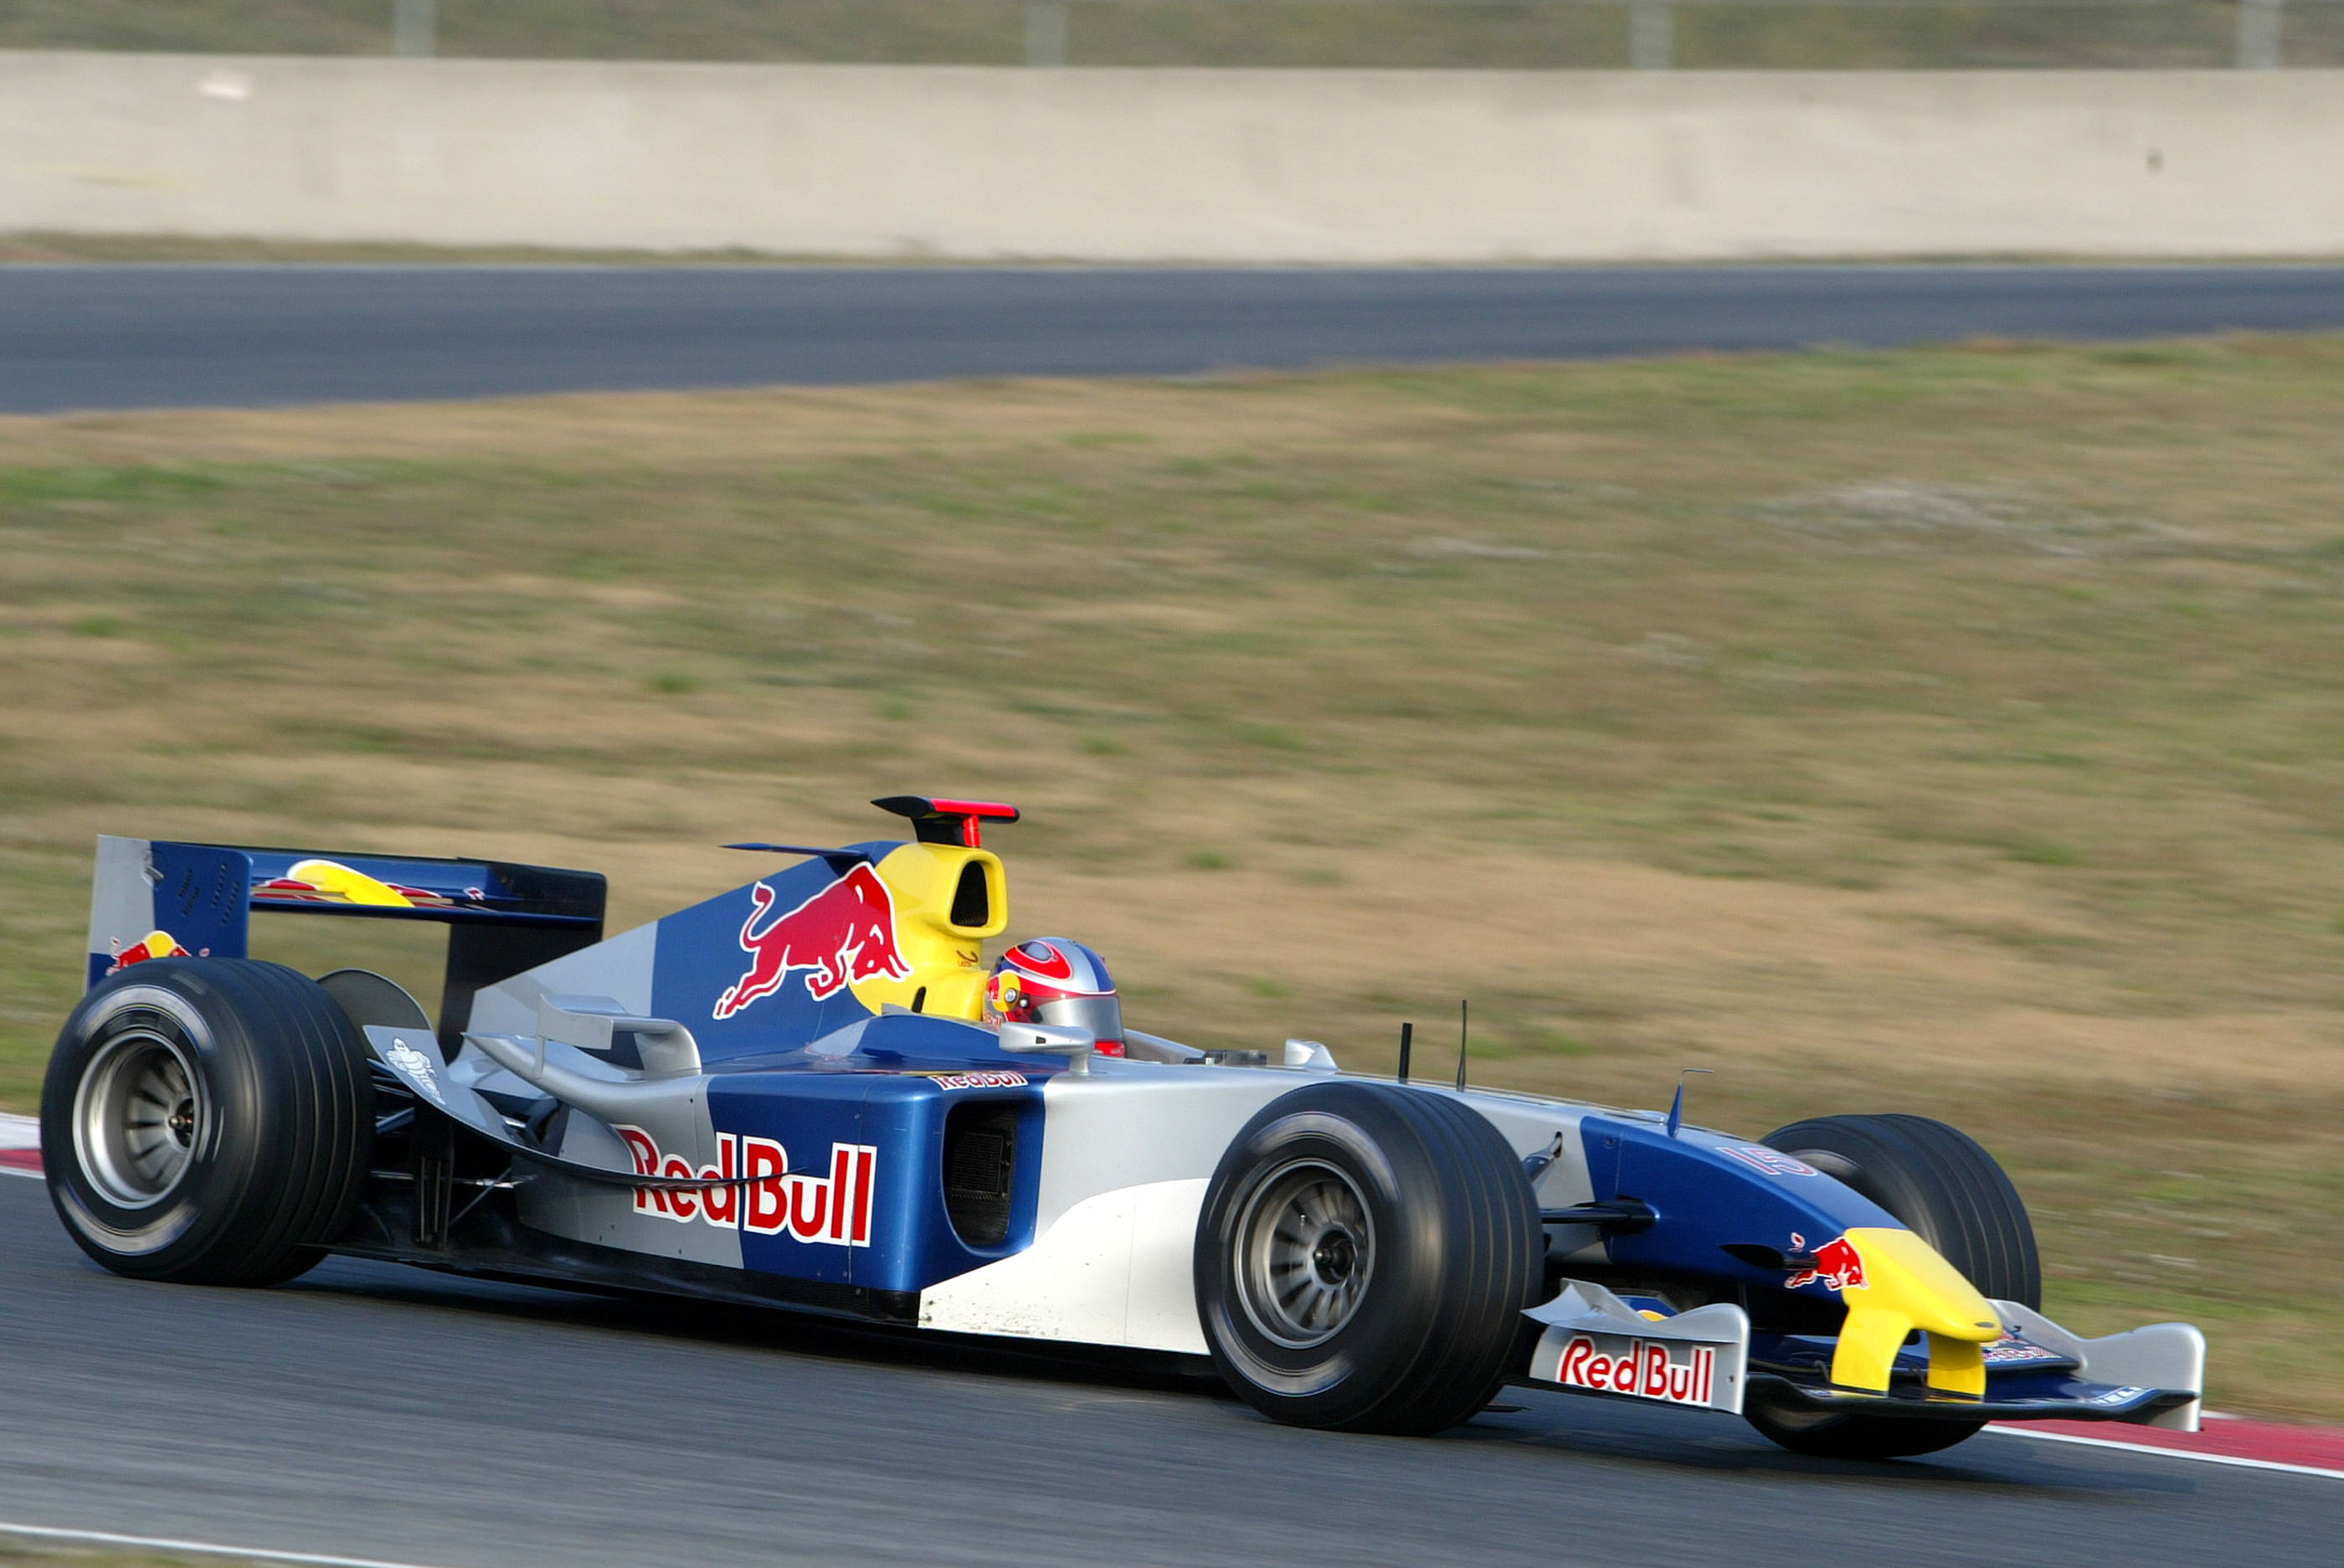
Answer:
[984,938,1124,1056]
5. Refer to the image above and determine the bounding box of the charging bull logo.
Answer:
[616,1126,876,1246]
[1785,1231,1868,1293]
[251,858,486,910]
[712,866,912,1019]
[106,929,203,974]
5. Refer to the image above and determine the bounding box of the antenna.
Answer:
[1397,1021,1413,1085]
[1664,1067,1714,1139]
[1455,999,1470,1092]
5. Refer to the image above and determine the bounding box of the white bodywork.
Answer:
[917,1056,1605,1354]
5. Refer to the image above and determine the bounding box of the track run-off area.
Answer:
[3,265,2344,414]
[0,1128,2336,1568]
[7,267,2344,1565]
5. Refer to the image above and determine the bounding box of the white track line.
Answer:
[1990,1425,2344,1481]
[0,1520,452,1568]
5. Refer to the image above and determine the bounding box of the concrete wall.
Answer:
[4,51,2341,261]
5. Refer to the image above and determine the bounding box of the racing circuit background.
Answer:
[5,6,2344,1566]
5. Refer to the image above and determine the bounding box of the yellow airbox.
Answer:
[848,842,1007,1020]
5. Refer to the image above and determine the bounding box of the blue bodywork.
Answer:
[638,850,1056,1294]
[644,846,912,1061]
[1583,1115,1904,1307]
[706,1015,1053,1293]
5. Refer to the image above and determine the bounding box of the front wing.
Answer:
[1520,1280,2204,1429]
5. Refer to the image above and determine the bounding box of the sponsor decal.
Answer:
[1553,1336,1719,1407]
[1784,1231,1868,1293]
[105,928,203,974]
[252,858,486,910]
[614,1125,876,1247]
[2089,1385,2150,1406]
[927,1071,1029,1092]
[1982,1335,2066,1367]
[383,1040,445,1107]
[713,866,913,1019]
[1723,1145,1818,1178]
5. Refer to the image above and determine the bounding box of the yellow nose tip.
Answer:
[1824,1228,1998,1396]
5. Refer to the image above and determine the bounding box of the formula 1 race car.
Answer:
[41,798,2205,1460]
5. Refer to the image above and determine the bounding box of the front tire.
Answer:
[42,958,374,1285]
[1745,1112,2041,1460]
[1195,1082,1540,1436]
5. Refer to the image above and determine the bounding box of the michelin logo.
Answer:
[383,1040,445,1108]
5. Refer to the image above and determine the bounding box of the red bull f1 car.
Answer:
[40,797,2205,1459]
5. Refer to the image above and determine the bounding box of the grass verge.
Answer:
[0,1540,271,1567]
[2,337,2341,1416]
[3,0,2341,70]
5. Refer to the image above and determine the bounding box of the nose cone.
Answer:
[1827,1227,1999,1396]
[1838,1227,1997,1339]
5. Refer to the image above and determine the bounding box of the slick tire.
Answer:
[42,958,375,1286]
[1744,1112,2042,1461]
[1195,1082,1541,1436]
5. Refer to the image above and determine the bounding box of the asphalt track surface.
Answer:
[5,265,2344,414]
[2,1180,2336,1568]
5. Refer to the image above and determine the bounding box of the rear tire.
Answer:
[41,958,374,1286]
[1743,1113,2040,1460]
[1195,1082,1540,1436]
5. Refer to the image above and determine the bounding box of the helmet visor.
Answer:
[1036,992,1123,1042]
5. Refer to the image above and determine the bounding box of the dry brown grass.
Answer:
[0,1534,266,1566]
[3,340,2341,1416]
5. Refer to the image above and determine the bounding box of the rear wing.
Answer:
[87,835,605,1047]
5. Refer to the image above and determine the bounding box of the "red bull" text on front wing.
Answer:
[1552,1336,1719,1407]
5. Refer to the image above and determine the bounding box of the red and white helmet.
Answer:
[984,938,1124,1056]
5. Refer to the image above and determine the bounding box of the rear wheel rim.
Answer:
[1234,1159,1375,1350]
[74,1028,203,1209]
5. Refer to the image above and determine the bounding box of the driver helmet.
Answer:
[984,938,1124,1056]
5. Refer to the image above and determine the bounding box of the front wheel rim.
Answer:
[1233,1159,1375,1350]
[74,1027,204,1209]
